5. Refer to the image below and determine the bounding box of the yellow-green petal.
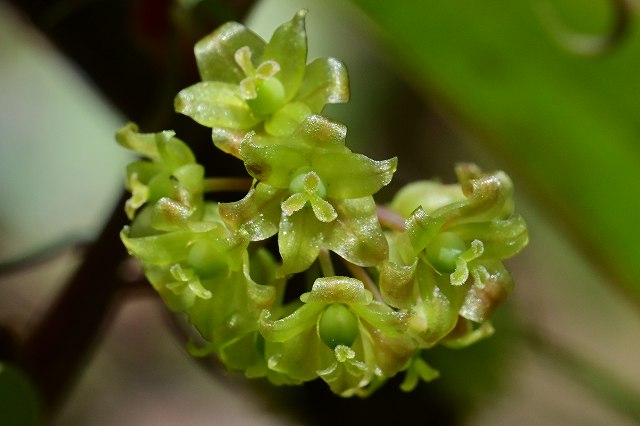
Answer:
[261,10,307,101]
[296,57,350,112]
[194,21,265,83]
[175,81,259,129]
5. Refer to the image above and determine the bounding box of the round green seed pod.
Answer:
[318,304,359,349]
[426,231,467,274]
[247,77,285,116]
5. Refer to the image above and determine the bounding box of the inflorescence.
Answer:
[117,10,528,397]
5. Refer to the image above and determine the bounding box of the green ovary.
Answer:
[188,239,228,279]
[318,304,360,349]
[426,232,467,274]
[247,77,286,117]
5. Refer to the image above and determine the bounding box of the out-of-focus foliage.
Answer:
[0,362,41,426]
[350,0,640,303]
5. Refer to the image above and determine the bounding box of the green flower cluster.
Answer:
[174,9,348,156]
[117,11,528,396]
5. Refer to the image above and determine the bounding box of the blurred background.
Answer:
[1,0,640,424]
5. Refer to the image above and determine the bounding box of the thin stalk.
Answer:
[376,204,406,232]
[342,259,383,302]
[318,248,335,277]
[203,177,253,193]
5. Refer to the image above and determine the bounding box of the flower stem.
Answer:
[342,259,383,302]
[203,177,253,193]
[318,248,335,277]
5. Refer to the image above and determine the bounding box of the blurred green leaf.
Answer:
[351,0,640,302]
[0,362,41,426]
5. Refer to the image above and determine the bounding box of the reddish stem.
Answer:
[376,204,406,232]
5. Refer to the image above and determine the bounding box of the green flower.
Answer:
[174,10,349,157]
[116,121,278,373]
[116,123,204,222]
[380,164,528,347]
[121,201,277,373]
[259,276,413,396]
[219,115,397,274]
